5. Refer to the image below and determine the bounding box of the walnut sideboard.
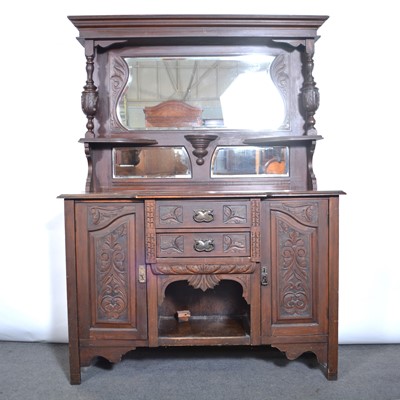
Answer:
[60,14,343,384]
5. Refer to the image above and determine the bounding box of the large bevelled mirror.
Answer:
[117,55,288,130]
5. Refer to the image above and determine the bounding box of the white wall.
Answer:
[0,0,399,344]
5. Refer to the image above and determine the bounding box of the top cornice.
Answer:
[68,14,328,44]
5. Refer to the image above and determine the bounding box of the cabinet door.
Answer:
[75,202,147,341]
[261,198,329,339]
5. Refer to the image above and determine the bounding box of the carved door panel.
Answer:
[75,202,147,341]
[261,198,329,340]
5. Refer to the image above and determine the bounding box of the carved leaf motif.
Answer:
[91,207,120,225]
[223,235,246,253]
[187,274,221,291]
[281,203,318,225]
[96,223,129,321]
[151,263,254,275]
[223,205,247,224]
[159,206,183,224]
[89,205,135,228]
[278,220,311,317]
[160,235,184,253]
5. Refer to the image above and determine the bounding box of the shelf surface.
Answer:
[159,316,250,339]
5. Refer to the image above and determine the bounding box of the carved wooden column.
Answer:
[301,39,320,134]
[80,41,97,192]
[81,40,98,138]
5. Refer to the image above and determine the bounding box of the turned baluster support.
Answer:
[301,39,319,134]
[81,41,98,138]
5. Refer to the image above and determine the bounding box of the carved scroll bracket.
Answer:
[81,40,98,138]
[83,142,93,192]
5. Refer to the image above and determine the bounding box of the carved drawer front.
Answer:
[155,200,251,228]
[157,232,250,258]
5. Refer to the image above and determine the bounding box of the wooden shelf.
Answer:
[78,138,158,145]
[243,135,323,146]
[158,316,250,340]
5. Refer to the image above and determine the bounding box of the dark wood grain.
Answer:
[61,14,342,384]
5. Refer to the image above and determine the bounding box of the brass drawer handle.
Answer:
[193,239,215,252]
[193,209,214,223]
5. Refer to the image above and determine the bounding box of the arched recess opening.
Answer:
[158,279,250,340]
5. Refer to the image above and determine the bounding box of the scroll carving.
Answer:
[307,139,318,191]
[278,220,312,318]
[110,56,129,131]
[281,202,318,225]
[95,223,129,321]
[89,205,136,229]
[270,54,290,130]
[83,142,92,192]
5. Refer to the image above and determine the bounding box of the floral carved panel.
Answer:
[275,217,315,320]
[94,222,130,322]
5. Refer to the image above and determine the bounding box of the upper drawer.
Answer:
[155,200,251,228]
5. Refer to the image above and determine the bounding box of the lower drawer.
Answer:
[157,232,250,257]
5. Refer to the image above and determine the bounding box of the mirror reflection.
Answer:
[118,55,286,130]
[113,147,192,178]
[211,146,288,177]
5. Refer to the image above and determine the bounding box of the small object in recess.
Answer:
[176,310,191,322]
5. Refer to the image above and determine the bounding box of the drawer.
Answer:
[155,200,251,228]
[157,232,250,258]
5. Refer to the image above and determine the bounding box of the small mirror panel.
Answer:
[211,146,289,177]
[113,147,192,178]
[118,55,286,130]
